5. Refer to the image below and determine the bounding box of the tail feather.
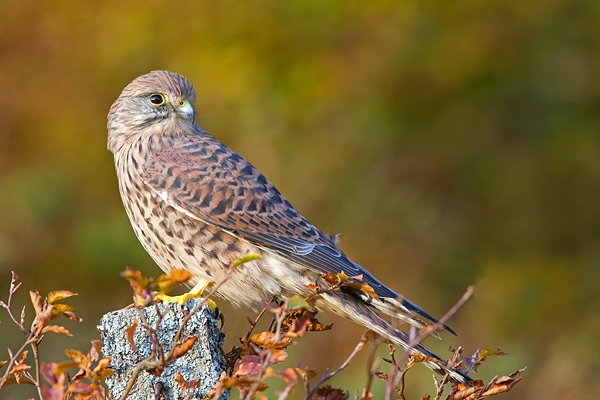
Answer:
[348,288,455,338]
[317,291,472,384]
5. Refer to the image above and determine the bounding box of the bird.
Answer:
[107,70,471,383]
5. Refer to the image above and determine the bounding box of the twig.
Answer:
[244,301,287,399]
[304,332,369,399]
[31,342,43,399]
[385,286,474,399]
[363,335,384,398]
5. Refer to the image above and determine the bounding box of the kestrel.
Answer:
[107,70,471,383]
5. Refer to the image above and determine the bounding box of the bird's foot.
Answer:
[154,279,218,311]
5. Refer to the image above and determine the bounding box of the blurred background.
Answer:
[1,0,599,398]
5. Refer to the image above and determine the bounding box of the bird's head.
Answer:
[107,70,197,154]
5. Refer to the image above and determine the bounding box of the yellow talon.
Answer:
[154,279,218,311]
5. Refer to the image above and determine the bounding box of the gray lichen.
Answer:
[98,299,228,399]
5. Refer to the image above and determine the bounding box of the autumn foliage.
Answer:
[1,262,524,399]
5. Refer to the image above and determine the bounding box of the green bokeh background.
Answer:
[1,1,599,399]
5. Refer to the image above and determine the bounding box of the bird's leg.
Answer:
[155,278,218,311]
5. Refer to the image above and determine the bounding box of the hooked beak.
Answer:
[175,99,195,122]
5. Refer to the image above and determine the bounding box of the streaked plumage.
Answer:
[107,70,471,383]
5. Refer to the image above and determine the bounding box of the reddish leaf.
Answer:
[41,383,66,400]
[67,381,92,393]
[41,362,62,384]
[90,340,101,362]
[234,355,262,377]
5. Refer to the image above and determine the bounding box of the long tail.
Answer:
[317,291,472,384]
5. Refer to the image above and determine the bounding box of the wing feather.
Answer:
[141,132,451,332]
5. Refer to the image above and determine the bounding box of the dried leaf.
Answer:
[47,290,78,304]
[146,366,164,377]
[155,269,192,294]
[343,280,379,300]
[283,309,333,338]
[124,319,138,351]
[29,290,43,317]
[61,310,83,323]
[480,368,525,397]
[92,358,112,374]
[120,268,149,288]
[9,362,32,375]
[95,366,115,381]
[449,384,482,400]
[234,355,262,377]
[322,273,338,285]
[175,372,188,392]
[250,332,293,349]
[170,336,198,360]
[65,349,88,366]
[306,282,319,291]
[295,366,317,382]
[90,340,101,362]
[308,384,349,400]
[50,304,78,321]
[0,360,7,368]
[265,367,297,385]
[375,371,389,381]
[41,362,62,384]
[41,383,65,400]
[67,381,92,393]
[42,325,73,336]
[269,349,288,365]
[335,271,350,283]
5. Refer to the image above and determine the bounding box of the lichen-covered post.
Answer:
[98,298,227,399]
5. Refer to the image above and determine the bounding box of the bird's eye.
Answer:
[149,94,166,105]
